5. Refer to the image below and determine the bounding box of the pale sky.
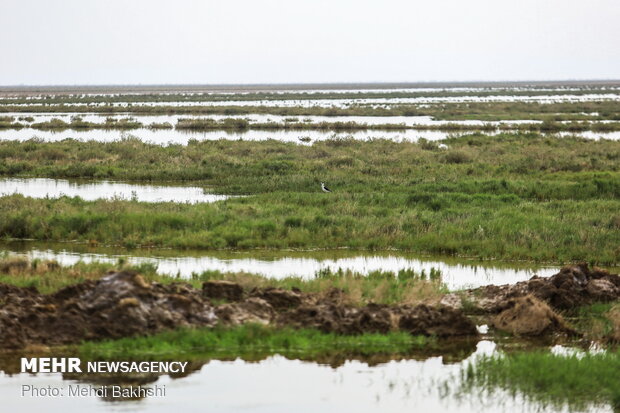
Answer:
[1,0,619,85]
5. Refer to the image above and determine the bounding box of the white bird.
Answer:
[438,143,449,150]
[321,182,332,193]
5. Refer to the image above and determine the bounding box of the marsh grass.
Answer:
[194,267,447,305]
[1,100,619,122]
[5,115,619,132]
[78,323,432,359]
[0,257,446,304]
[30,117,142,130]
[2,87,618,105]
[564,302,618,340]
[0,257,150,293]
[460,350,620,411]
[0,135,619,263]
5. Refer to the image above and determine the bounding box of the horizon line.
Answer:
[2,79,620,90]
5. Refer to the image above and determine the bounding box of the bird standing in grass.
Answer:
[321,182,332,193]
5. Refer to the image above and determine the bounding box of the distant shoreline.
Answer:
[2,79,620,95]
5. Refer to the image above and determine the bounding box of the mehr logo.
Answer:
[21,358,82,373]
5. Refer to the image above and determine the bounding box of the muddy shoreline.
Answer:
[0,264,618,350]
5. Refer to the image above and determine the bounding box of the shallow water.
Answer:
[0,126,457,144]
[1,125,619,145]
[5,93,620,108]
[6,86,616,99]
[3,111,543,126]
[4,112,620,144]
[0,341,610,412]
[0,178,231,203]
[0,242,568,290]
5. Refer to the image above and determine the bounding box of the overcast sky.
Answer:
[1,0,619,85]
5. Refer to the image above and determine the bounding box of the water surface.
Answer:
[0,242,566,290]
[1,126,619,145]
[5,93,620,108]
[0,127,457,144]
[0,178,231,203]
[0,341,610,413]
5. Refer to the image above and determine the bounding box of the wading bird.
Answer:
[321,182,332,193]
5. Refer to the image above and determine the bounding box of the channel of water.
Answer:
[0,241,570,291]
[0,178,231,204]
[0,341,611,413]
[4,93,620,108]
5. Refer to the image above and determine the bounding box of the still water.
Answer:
[2,112,619,143]
[1,243,563,290]
[0,178,231,203]
[1,127,619,146]
[5,93,620,108]
[2,112,543,126]
[0,341,610,413]
[0,126,457,144]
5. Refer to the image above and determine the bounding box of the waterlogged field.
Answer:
[0,83,619,412]
[6,342,616,413]
[1,241,564,289]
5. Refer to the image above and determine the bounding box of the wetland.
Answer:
[1,83,619,412]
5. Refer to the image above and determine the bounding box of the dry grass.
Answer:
[0,257,447,305]
[607,303,620,342]
[194,269,447,306]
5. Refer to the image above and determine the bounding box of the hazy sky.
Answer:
[1,0,619,85]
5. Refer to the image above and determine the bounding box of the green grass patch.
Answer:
[1,96,619,121]
[0,257,446,304]
[566,302,620,340]
[0,135,619,263]
[461,350,620,411]
[79,324,432,359]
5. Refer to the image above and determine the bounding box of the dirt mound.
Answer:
[492,295,575,336]
[462,263,620,313]
[215,297,274,326]
[252,287,303,310]
[277,301,477,337]
[0,271,217,349]
[278,302,397,334]
[203,280,244,302]
[399,304,479,337]
[0,271,479,349]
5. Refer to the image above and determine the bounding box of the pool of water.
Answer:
[0,242,570,290]
[0,341,610,413]
[4,93,620,108]
[1,126,619,145]
[0,127,458,144]
[0,178,232,203]
[3,112,544,126]
[5,86,616,100]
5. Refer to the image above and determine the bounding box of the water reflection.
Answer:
[0,127,457,144]
[1,111,543,126]
[5,93,620,108]
[1,112,618,143]
[0,341,610,412]
[0,243,562,290]
[0,178,231,203]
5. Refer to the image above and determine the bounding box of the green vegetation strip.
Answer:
[0,258,446,304]
[1,88,617,105]
[0,134,619,263]
[1,100,619,121]
[79,324,431,359]
[2,116,620,132]
[462,350,620,410]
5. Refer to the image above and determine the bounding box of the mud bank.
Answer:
[447,263,620,337]
[0,271,475,349]
[0,264,618,349]
[453,263,620,313]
